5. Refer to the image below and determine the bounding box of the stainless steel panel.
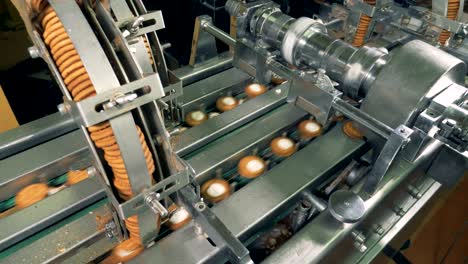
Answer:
[0,113,76,159]
[131,224,223,264]
[361,40,465,131]
[0,130,90,201]
[173,53,234,86]
[344,179,442,264]
[175,84,289,156]
[262,157,426,264]
[187,104,307,183]
[0,178,106,251]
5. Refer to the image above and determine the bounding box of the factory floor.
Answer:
[403,175,468,264]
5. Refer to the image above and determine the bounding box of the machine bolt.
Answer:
[353,241,368,252]
[393,206,406,217]
[104,221,117,239]
[57,103,70,115]
[373,224,385,235]
[103,93,138,110]
[195,201,207,211]
[351,230,366,244]
[407,185,422,199]
[423,13,432,21]
[129,17,144,34]
[28,46,40,59]
[351,230,367,252]
[87,166,98,178]
[145,193,168,218]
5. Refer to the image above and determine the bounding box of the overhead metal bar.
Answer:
[0,112,77,160]
[0,130,90,202]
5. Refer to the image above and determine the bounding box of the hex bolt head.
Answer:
[57,103,69,115]
[28,46,40,59]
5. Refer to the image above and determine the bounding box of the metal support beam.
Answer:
[0,112,76,159]
[200,17,237,47]
[0,130,90,201]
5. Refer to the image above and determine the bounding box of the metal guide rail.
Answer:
[131,123,367,263]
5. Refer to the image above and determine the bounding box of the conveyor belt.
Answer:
[131,123,366,263]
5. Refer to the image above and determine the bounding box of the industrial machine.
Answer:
[0,0,467,263]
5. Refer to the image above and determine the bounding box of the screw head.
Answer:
[57,103,69,115]
[28,46,40,59]
[195,201,206,211]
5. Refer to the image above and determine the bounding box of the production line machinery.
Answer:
[0,0,467,263]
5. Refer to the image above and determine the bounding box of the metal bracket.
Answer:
[254,42,274,83]
[290,71,342,125]
[411,7,466,34]
[66,74,165,127]
[162,81,184,103]
[119,169,190,218]
[362,125,413,195]
[346,0,393,17]
[177,186,253,264]
[189,16,219,66]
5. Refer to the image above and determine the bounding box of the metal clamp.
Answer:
[362,125,413,195]
[145,193,169,218]
[346,0,393,17]
[119,169,190,218]
[177,186,254,264]
[102,93,138,110]
[119,11,166,38]
[66,74,165,127]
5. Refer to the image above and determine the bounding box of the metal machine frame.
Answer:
[1,0,467,263]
